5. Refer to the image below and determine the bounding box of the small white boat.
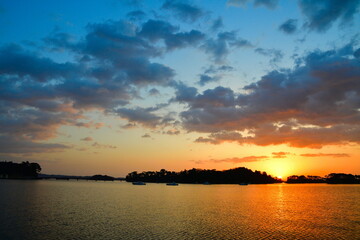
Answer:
[132,181,146,185]
[166,182,179,186]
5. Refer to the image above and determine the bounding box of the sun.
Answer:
[277,176,282,179]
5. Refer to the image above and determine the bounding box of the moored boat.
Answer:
[132,181,146,185]
[166,182,179,186]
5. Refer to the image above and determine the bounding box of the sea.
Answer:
[0,180,359,239]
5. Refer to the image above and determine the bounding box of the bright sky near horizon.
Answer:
[0,0,359,178]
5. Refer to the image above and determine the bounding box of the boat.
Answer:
[203,181,211,185]
[166,182,179,186]
[239,183,248,185]
[132,181,146,185]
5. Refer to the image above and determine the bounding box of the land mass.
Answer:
[126,167,282,184]
[1,161,359,184]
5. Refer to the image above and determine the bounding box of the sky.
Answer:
[0,0,359,178]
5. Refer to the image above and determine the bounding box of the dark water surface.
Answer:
[0,180,359,239]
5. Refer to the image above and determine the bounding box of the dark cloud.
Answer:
[255,48,283,65]
[202,31,252,63]
[279,19,298,34]
[176,85,236,109]
[0,106,84,140]
[198,74,220,86]
[254,0,278,9]
[139,19,205,50]
[204,65,234,74]
[162,0,205,22]
[149,88,160,96]
[211,17,224,31]
[81,137,93,141]
[163,129,180,135]
[180,44,360,148]
[227,0,278,8]
[354,48,360,58]
[198,65,234,86]
[0,136,71,154]
[43,32,77,51]
[299,0,360,32]
[126,10,146,21]
[115,107,162,128]
[139,19,178,41]
[1,17,199,154]
[227,0,250,7]
[92,142,117,149]
[172,82,198,103]
[123,0,143,7]
[0,44,78,82]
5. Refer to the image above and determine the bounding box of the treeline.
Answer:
[0,161,41,179]
[286,173,360,184]
[126,167,281,184]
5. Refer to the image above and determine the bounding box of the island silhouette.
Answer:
[1,161,359,184]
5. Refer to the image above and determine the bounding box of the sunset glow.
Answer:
[0,0,359,178]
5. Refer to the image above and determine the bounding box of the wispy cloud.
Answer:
[272,152,290,158]
[192,155,268,164]
[300,153,350,158]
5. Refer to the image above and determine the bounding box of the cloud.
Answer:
[1,16,202,154]
[81,137,93,141]
[139,19,205,51]
[255,48,284,65]
[193,155,268,164]
[163,129,180,135]
[141,133,151,138]
[272,152,290,158]
[300,153,350,158]
[92,142,117,149]
[148,88,160,96]
[126,10,146,21]
[227,0,279,9]
[202,31,252,63]
[354,48,360,58]
[211,17,224,31]
[43,32,77,51]
[198,74,220,86]
[0,106,85,140]
[0,136,71,154]
[227,0,249,7]
[254,0,279,9]
[299,0,360,32]
[162,0,205,22]
[177,85,236,109]
[198,65,234,86]
[279,19,298,34]
[115,107,162,128]
[180,43,360,148]
[0,44,78,82]
[122,0,143,7]
[121,123,137,129]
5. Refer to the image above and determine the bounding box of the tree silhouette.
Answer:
[0,161,42,179]
[125,167,282,184]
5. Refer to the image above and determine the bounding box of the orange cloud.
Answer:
[300,153,350,158]
[272,152,290,158]
[192,155,268,164]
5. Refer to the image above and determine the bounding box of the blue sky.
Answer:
[0,0,359,177]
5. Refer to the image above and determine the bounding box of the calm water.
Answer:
[0,180,359,239]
